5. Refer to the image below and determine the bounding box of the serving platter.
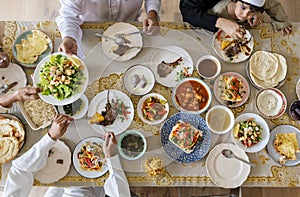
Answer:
[150,45,193,87]
[72,137,108,178]
[34,140,71,184]
[267,125,300,166]
[160,112,210,163]
[88,89,134,136]
[206,143,250,188]
[12,29,53,68]
[33,52,89,106]
[212,29,254,63]
[213,72,250,108]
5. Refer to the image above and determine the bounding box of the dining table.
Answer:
[0,20,300,189]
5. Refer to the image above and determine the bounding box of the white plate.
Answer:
[296,78,300,100]
[58,94,89,120]
[150,45,193,87]
[123,64,155,95]
[72,137,108,178]
[34,140,71,184]
[88,90,134,136]
[0,63,27,94]
[212,30,254,63]
[33,52,89,106]
[231,113,270,153]
[102,22,143,61]
[213,72,250,108]
[137,93,169,125]
[206,143,250,188]
[267,125,300,166]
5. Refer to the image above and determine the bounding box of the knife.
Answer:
[2,81,18,94]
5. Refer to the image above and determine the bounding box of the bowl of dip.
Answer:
[206,105,235,134]
[255,88,287,119]
[196,55,221,80]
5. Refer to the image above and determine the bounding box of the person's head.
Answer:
[232,0,265,21]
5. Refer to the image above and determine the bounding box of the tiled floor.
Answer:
[0,0,300,197]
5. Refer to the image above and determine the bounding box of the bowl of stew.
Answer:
[118,130,147,160]
[172,77,212,114]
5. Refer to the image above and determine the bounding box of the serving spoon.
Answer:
[222,149,256,167]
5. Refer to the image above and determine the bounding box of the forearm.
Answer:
[56,0,84,41]
[180,0,220,32]
[104,155,131,197]
[264,0,291,28]
[145,0,161,15]
[3,134,56,196]
[0,93,17,108]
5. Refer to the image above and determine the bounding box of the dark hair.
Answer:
[232,0,265,13]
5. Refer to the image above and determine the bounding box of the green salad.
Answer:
[38,54,85,100]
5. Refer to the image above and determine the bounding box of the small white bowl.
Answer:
[123,64,155,95]
[118,130,147,160]
[255,88,287,119]
[206,105,234,134]
[196,55,221,80]
[137,93,169,125]
[58,94,89,119]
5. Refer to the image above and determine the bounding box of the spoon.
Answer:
[222,149,256,167]
[0,81,18,94]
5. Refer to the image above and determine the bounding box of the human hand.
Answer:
[216,18,246,39]
[276,26,293,36]
[143,10,160,35]
[48,114,73,140]
[0,52,10,68]
[248,12,264,26]
[103,132,117,158]
[58,36,77,56]
[12,86,41,102]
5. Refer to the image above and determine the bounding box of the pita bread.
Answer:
[15,30,51,64]
[0,116,25,143]
[249,51,278,80]
[249,52,287,89]
[0,137,19,164]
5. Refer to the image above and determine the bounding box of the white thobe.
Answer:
[56,0,161,57]
[3,134,131,197]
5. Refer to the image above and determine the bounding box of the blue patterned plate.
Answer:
[160,112,211,163]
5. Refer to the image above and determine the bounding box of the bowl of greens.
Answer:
[33,52,88,106]
[58,94,89,119]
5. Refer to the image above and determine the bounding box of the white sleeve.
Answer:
[104,155,131,197]
[55,0,84,42]
[3,134,57,197]
[145,0,161,14]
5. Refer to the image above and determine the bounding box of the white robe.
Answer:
[3,134,131,197]
[55,0,161,57]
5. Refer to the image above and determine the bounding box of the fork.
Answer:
[94,33,126,45]
[114,31,145,38]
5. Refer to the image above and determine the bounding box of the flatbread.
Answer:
[15,30,51,64]
[0,116,25,143]
[0,137,19,164]
[249,51,278,80]
[250,52,287,89]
